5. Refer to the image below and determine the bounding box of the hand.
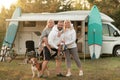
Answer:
[61,40,65,44]
[57,46,61,56]
[39,47,43,51]
[58,46,61,52]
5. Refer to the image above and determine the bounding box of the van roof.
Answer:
[6,10,114,22]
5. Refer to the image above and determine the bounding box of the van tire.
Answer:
[113,46,120,56]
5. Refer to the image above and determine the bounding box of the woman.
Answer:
[38,19,55,77]
[63,20,83,77]
[39,19,56,55]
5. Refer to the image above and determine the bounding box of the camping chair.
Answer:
[0,45,17,62]
[0,45,8,62]
[25,40,39,62]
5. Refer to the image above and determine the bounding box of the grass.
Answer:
[0,55,120,80]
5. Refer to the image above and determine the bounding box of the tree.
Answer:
[112,9,120,29]
[0,6,9,31]
[16,0,60,13]
[56,0,74,12]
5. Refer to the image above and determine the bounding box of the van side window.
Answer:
[103,24,115,37]
[109,26,115,36]
[103,24,109,36]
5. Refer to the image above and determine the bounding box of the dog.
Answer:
[29,58,50,78]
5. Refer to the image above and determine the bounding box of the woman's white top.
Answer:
[63,28,77,49]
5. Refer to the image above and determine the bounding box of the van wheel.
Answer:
[113,46,120,56]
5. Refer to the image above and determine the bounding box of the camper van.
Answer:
[5,9,120,57]
[101,22,120,56]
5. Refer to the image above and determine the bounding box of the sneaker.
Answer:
[57,73,66,77]
[79,70,83,76]
[66,72,72,77]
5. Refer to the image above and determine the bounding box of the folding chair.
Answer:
[25,40,36,62]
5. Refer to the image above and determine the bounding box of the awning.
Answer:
[6,10,114,22]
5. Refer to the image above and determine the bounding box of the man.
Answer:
[48,20,65,77]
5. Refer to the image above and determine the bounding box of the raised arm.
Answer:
[38,29,47,47]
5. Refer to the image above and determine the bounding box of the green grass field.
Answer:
[0,55,120,80]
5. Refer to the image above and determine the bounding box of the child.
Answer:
[41,37,56,56]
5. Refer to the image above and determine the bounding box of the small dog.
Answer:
[29,58,50,78]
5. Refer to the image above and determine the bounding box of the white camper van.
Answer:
[101,22,120,56]
[6,10,120,56]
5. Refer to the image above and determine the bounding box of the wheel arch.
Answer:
[112,45,120,55]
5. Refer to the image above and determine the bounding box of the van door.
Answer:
[102,23,117,54]
[32,32,40,48]
[19,32,32,54]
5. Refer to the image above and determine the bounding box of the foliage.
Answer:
[16,0,60,13]
[112,9,120,29]
[57,0,74,12]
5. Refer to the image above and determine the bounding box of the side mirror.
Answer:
[113,30,120,37]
